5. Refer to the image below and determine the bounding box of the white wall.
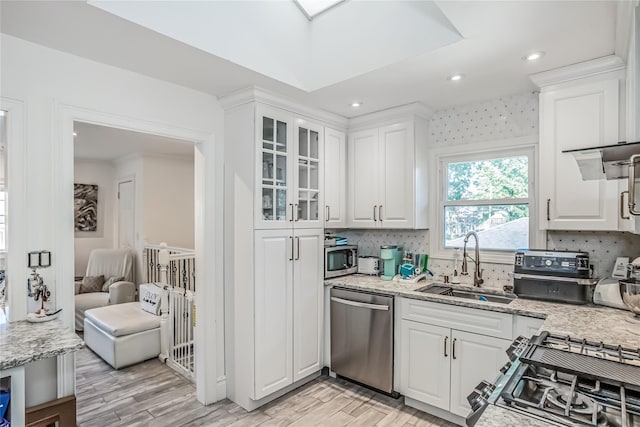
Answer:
[1,33,224,406]
[142,155,195,249]
[73,159,116,276]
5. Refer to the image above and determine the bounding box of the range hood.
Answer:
[563,141,640,181]
[563,141,640,217]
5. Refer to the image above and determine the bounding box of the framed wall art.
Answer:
[74,183,98,232]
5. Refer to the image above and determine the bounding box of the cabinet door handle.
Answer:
[289,236,294,261]
[546,198,551,221]
[379,205,383,222]
[326,205,330,222]
[289,203,294,222]
[295,236,300,260]
[452,338,457,360]
[444,336,448,358]
[621,191,630,220]
[294,203,299,221]
[373,205,378,222]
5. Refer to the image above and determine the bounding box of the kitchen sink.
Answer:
[415,284,516,304]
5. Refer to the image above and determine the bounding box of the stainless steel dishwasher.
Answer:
[330,287,394,394]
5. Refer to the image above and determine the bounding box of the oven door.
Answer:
[325,247,357,278]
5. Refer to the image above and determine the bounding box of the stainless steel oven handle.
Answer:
[330,296,389,311]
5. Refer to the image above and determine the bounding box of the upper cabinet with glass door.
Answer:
[257,106,293,229]
[256,105,324,230]
[295,119,324,229]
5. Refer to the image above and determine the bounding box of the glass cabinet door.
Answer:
[260,114,290,226]
[296,124,322,225]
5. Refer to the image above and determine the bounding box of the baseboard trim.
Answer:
[404,397,465,426]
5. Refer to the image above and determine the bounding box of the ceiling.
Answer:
[73,122,193,162]
[0,1,619,118]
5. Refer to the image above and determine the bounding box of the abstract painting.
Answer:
[74,183,98,232]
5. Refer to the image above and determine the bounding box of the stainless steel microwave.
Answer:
[325,245,358,278]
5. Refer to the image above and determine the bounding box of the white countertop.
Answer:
[325,274,640,427]
[0,319,84,370]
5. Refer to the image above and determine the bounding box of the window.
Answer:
[439,148,534,253]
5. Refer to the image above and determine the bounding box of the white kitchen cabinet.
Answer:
[400,320,451,410]
[223,90,342,410]
[324,127,347,228]
[449,330,510,417]
[253,228,323,399]
[348,127,380,227]
[254,230,294,399]
[347,119,428,229]
[538,78,619,230]
[292,229,324,381]
[513,315,545,338]
[398,297,511,419]
[256,105,324,230]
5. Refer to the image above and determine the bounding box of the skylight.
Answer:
[294,0,345,19]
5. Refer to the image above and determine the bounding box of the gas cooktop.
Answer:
[467,332,640,426]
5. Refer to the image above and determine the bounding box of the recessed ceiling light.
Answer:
[0,111,5,117]
[449,74,464,82]
[524,51,545,61]
[73,132,78,137]
[351,101,362,108]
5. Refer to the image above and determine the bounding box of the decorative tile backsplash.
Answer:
[547,230,640,278]
[336,229,430,257]
[429,92,538,146]
[333,228,640,289]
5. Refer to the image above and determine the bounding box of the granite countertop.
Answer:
[0,319,84,370]
[325,274,640,427]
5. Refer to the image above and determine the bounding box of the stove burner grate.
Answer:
[521,346,640,391]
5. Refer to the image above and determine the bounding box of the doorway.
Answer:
[117,178,135,249]
[55,105,223,406]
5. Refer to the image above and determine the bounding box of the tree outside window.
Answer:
[443,155,530,251]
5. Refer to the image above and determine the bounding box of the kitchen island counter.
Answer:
[0,318,84,370]
[326,274,639,427]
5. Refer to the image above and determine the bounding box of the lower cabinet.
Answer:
[254,229,323,399]
[398,298,513,419]
[400,321,451,409]
[400,320,510,417]
[448,330,511,417]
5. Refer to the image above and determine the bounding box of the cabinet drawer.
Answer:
[399,298,513,339]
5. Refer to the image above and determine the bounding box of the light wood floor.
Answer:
[76,346,457,427]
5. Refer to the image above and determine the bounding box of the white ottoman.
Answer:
[84,302,161,369]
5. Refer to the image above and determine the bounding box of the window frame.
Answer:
[430,137,544,265]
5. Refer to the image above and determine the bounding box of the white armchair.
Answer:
[75,248,136,331]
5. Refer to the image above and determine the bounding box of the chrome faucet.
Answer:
[461,231,484,287]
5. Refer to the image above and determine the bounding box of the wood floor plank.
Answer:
[349,407,386,426]
[76,346,457,427]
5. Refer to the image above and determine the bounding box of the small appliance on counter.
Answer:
[593,277,628,310]
[511,250,598,304]
[324,245,358,279]
[380,245,402,281]
[357,256,380,275]
[593,256,631,310]
[620,256,640,329]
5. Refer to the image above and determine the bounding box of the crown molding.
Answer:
[347,102,434,130]
[219,86,349,129]
[529,55,626,89]
[614,0,638,62]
